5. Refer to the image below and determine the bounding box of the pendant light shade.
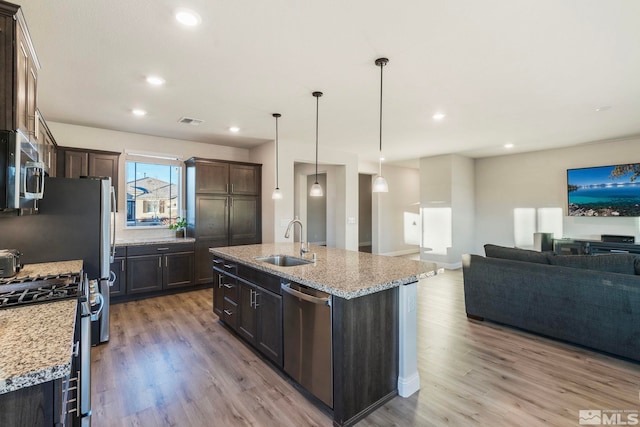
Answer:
[373,57,389,193]
[271,113,283,200]
[310,91,323,197]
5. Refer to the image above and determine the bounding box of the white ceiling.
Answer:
[18,0,640,164]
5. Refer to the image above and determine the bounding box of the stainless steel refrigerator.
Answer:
[0,176,115,344]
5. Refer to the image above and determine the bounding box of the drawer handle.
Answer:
[223,309,233,316]
[223,264,234,269]
[213,259,222,264]
[157,247,170,251]
[223,283,233,289]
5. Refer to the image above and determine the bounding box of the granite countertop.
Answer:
[0,260,83,285]
[115,236,196,246]
[0,299,77,394]
[210,243,441,299]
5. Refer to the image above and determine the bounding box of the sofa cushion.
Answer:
[635,257,640,275]
[548,253,636,275]
[483,244,550,264]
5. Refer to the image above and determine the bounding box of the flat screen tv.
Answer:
[567,163,640,217]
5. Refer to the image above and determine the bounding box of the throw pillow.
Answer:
[483,244,550,264]
[548,254,636,275]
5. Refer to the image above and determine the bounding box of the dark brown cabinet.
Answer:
[57,147,120,209]
[0,3,40,136]
[186,158,262,285]
[109,246,127,297]
[214,258,283,366]
[36,110,57,177]
[126,243,194,295]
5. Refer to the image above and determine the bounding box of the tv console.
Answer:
[553,238,640,255]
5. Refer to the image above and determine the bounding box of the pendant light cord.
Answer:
[315,94,319,183]
[275,115,279,189]
[379,60,384,155]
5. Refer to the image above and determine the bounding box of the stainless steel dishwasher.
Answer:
[281,281,333,408]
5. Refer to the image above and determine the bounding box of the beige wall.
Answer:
[474,137,640,254]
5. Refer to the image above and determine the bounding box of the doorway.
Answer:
[358,174,372,253]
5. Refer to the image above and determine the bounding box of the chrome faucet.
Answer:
[284,217,309,258]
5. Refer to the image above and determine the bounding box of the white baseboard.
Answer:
[381,249,421,257]
[398,372,420,398]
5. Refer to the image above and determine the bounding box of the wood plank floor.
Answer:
[91,270,640,426]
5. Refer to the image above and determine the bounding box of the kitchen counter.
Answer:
[0,259,83,285]
[0,299,77,394]
[209,243,440,299]
[115,236,195,246]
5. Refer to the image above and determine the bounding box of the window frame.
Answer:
[125,155,184,229]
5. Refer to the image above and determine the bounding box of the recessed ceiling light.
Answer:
[595,106,612,112]
[433,113,446,121]
[146,76,165,86]
[504,143,514,149]
[175,9,201,26]
[132,109,147,117]
[229,126,240,133]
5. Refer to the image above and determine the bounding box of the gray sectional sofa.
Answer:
[462,245,640,362]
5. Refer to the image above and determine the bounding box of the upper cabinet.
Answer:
[0,2,40,137]
[57,146,120,209]
[192,159,260,195]
[36,110,57,176]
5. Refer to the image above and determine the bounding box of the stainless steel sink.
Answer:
[255,255,313,267]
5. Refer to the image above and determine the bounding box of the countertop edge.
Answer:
[209,248,442,300]
[0,362,71,395]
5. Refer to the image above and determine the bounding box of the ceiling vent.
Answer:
[178,116,204,126]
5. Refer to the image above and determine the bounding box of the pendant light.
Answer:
[309,91,324,197]
[271,113,283,200]
[373,57,389,193]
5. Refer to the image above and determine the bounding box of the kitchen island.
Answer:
[210,243,440,427]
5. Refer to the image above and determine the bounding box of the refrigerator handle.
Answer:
[110,186,116,263]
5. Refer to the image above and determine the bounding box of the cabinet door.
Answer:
[163,251,194,289]
[229,164,260,195]
[196,195,229,241]
[109,257,127,297]
[14,24,29,134]
[89,152,119,209]
[229,196,261,246]
[238,280,257,344]
[256,287,283,366]
[64,150,89,178]
[195,239,216,285]
[126,254,162,294]
[26,60,37,139]
[195,161,229,193]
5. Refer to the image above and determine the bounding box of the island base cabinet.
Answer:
[255,288,283,366]
[0,378,66,427]
[332,287,399,427]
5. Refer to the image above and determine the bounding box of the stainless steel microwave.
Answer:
[0,130,45,215]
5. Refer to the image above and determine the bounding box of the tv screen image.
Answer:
[567,163,640,217]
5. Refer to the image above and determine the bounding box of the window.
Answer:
[126,160,182,227]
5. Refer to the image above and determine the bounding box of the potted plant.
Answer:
[168,216,188,238]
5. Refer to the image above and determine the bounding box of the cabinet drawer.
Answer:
[221,274,238,303]
[127,243,194,256]
[222,298,238,330]
[113,246,126,257]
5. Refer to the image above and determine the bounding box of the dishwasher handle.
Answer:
[281,282,331,307]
